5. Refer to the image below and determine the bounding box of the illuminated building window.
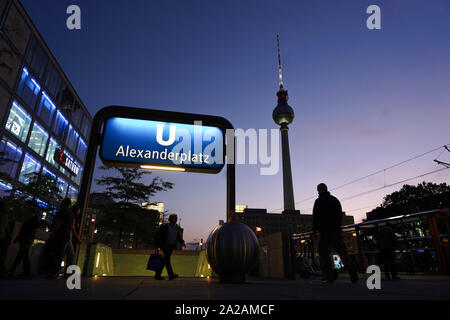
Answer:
[0,138,23,179]
[28,121,49,157]
[42,166,56,180]
[59,165,68,176]
[72,163,82,185]
[36,198,53,222]
[0,179,13,198]
[76,138,87,161]
[235,205,248,213]
[68,186,78,201]
[36,198,49,209]
[52,110,68,140]
[45,138,59,168]
[5,101,32,143]
[18,153,41,184]
[65,125,79,152]
[57,177,68,197]
[36,91,56,126]
[17,67,41,108]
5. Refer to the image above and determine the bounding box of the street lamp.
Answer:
[88,213,96,242]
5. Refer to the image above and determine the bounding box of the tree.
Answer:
[367,182,450,220]
[128,205,160,248]
[4,172,62,223]
[0,150,17,182]
[93,166,173,248]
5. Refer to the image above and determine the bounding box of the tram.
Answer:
[293,208,450,275]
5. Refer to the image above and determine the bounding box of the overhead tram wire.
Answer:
[269,144,450,212]
[297,166,449,214]
[434,145,450,168]
[345,204,380,213]
[339,167,449,202]
[330,144,449,192]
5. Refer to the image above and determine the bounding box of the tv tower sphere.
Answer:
[272,33,295,126]
[272,89,295,125]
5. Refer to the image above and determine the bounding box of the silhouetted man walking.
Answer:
[8,207,39,277]
[46,198,73,279]
[0,201,10,276]
[154,213,185,280]
[376,222,399,280]
[62,203,82,278]
[313,183,358,284]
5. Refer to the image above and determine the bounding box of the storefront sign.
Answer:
[54,148,80,176]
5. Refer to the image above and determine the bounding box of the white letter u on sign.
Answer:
[156,124,176,146]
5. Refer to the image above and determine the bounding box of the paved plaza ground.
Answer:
[1,273,449,300]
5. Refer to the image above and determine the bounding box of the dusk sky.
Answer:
[21,0,450,243]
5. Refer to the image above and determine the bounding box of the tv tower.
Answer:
[272,34,298,214]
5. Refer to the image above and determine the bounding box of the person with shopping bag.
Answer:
[312,183,358,284]
[152,213,185,280]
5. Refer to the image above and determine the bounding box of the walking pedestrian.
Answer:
[7,206,39,277]
[375,222,400,280]
[0,200,11,276]
[46,198,73,279]
[62,203,82,277]
[312,183,358,284]
[153,213,185,280]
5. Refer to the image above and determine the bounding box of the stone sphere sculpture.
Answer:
[206,221,259,283]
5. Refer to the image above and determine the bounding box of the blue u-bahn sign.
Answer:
[99,117,225,173]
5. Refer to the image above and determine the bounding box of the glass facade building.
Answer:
[0,1,92,211]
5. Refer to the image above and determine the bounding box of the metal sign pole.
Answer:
[226,136,236,223]
[73,111,102,272]
[74,106,235,274]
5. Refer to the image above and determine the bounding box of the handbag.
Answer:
[146,249,164,272]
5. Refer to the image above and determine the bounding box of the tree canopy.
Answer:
[91,166,174,248]
[366,182,450,220]
[95,166,173,205]
[4,172,62,223]
[0,151,17,182]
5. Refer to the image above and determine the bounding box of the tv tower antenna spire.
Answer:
[277,33,284,89]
